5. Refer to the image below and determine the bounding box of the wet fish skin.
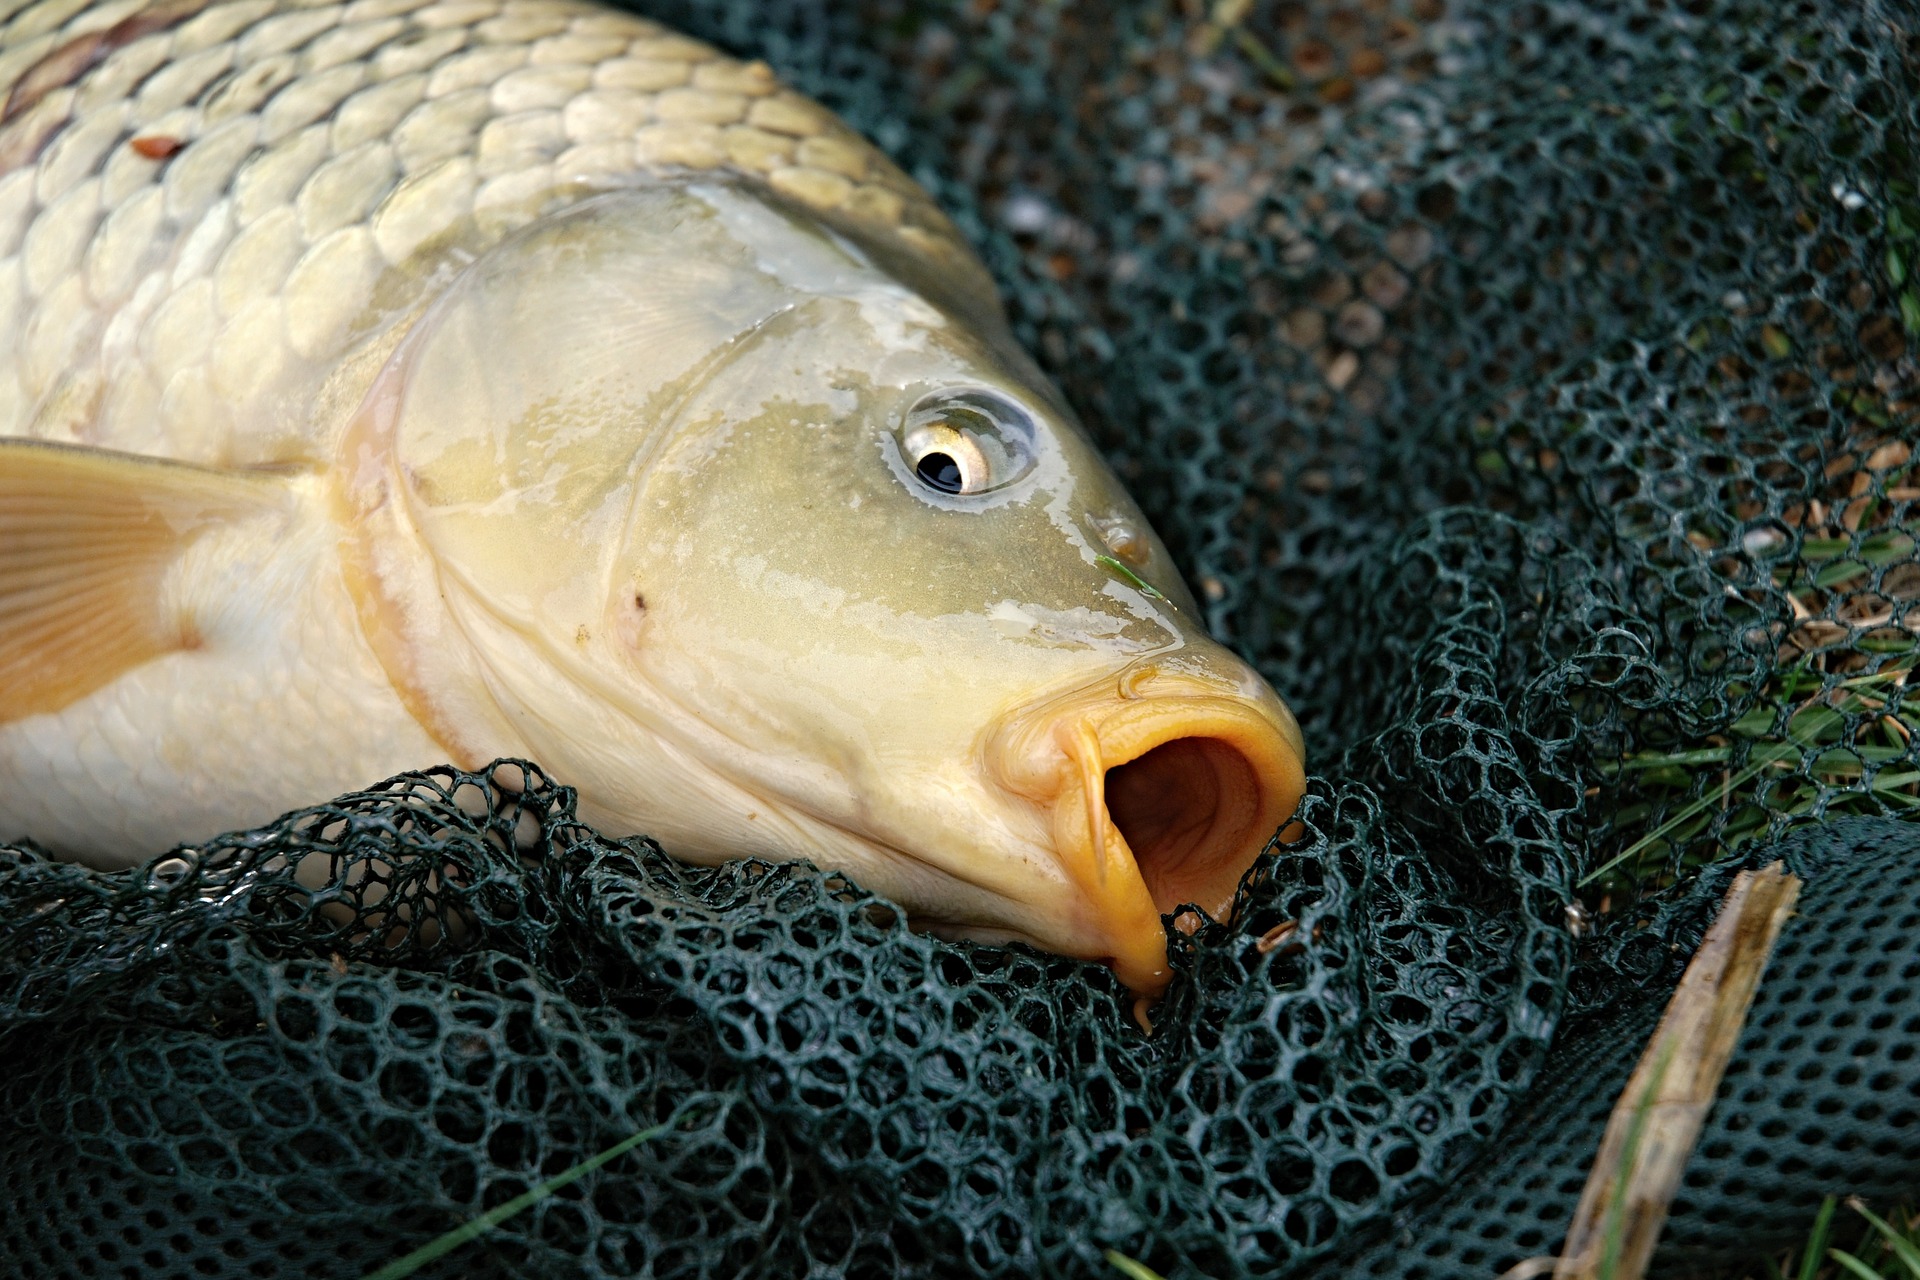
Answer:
[0,0,999,847]
[0,0,1308,1000]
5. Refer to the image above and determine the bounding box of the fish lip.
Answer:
[985,668,1308,1000]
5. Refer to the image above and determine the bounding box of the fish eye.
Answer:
[896,392,1038,498]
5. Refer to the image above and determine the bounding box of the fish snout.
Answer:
[988,668,1307,999]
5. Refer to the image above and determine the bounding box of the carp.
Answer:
[0,0,1304,997]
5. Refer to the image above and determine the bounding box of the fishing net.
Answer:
[1325,816,1920,1279]
[3,0,1919,1276]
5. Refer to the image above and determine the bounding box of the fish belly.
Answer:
[0,486,442,861]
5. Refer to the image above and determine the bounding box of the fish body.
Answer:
[0,0,1305,995]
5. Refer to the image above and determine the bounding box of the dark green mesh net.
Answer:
[4,0,1919,1276]
[1340,816,1920,1279]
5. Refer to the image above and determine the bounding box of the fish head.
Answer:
[340,180,1305,998]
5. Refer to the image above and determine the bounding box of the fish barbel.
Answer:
[0,0,1306,998]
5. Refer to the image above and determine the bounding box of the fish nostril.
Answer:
[1104,736,1267,919]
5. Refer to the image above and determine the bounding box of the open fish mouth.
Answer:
[990,668,1307,999]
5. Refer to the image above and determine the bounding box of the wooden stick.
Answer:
[1546,861,1802,1280]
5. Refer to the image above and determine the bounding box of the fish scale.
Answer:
[0,0,1306,1000]
[0,0,985,467]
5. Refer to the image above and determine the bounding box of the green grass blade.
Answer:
[1231,27,1296,89]
[1105,1250,1168,1280]
[1831,1248,1891,1280]
[359,1111,693,1280]
[1580,756,1775,887]
[1797,1196,1840,1280]
[1613,747,1736,770]
[1095,554,1167,601]
[1852,1202,1920,1279]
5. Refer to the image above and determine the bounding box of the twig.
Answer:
[1550,862,1802,1280]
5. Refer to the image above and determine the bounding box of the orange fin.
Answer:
[0,439,281,722]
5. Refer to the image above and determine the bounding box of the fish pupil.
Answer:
[916,452,965,494]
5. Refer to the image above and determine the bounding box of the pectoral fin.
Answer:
[0,439,284,722]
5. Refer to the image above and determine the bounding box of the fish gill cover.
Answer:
[2,0,1919,1277]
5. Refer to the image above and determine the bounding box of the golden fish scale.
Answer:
[0,0,986,468]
